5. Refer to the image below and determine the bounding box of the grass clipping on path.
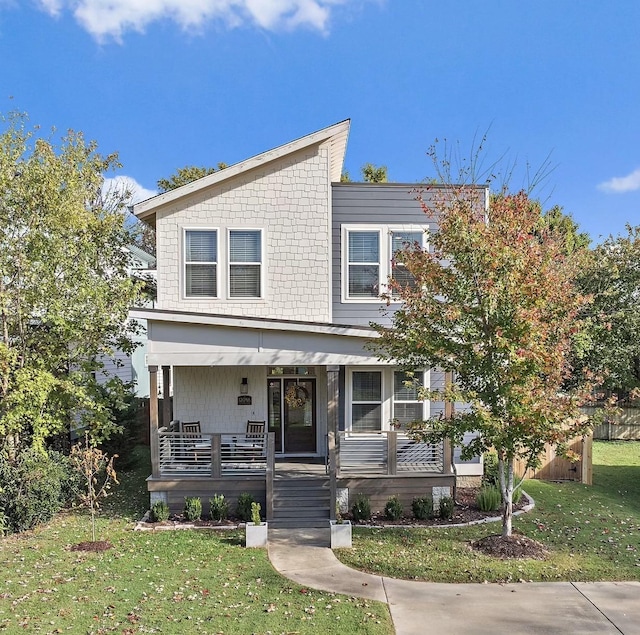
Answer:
[336,441,640,584]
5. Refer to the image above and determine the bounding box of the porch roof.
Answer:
[130,308,386,367]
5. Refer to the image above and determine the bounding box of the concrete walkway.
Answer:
[268,528,640,635]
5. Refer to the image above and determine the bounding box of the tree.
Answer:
[340,163,388,183]
[576,225,640,396]
[70,433,118,543]
[157,163,227,193]
[0,112,144,453]
[539,205,591,254]
[372,188,592,537]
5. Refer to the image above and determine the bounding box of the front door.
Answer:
[268,377,316,454]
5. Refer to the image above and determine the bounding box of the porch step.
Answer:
[271,477,330,529]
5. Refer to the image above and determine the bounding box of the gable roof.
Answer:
[133,119,351,224]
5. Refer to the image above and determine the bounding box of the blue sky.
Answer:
[1,0,639,241]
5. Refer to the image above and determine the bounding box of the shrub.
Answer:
[209,494,229,521]
[351,493,372,523]
[251,501,262,525]
[236,493,255,522]
[151,500,170,522]
[439,495,454,519]
[384,495,403,521]
[184,496,202,521]
[482,451,499,487]
[411,496,434,520]
[0,448,72,534]
[512,487,523,505]
[476,486,501,512]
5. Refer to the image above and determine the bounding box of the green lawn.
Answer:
[0,448,393,634]
[336,441,640,583]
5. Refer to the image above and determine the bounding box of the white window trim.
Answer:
[346,367,387,432]
[341,224,427,303]
[392,370,430,425]
[226,228,266,300]
[182,227,219,300]
[346,367,430,432]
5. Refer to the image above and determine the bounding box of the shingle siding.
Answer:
[156,144,332,322]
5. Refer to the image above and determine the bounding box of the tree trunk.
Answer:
[498,453,514,537]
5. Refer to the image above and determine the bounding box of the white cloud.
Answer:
[598,167,640,194]
[34,0,348,41]
[102,175,157,206]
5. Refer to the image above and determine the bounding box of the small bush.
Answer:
[151,500,170,522]
[482,452,499,487]
[411,496,434,520]
[476,486,501,512]
[0,448,72,534]
[384,495,403,521]
[439,495,454,519]
[209,494,229,521]
[236,493,255,522]
[251,501,262,525]
[351,493,372,523]
[512,487,523,505]
[184,496,202,521]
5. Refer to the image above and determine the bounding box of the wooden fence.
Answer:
[513,434,592,485]
[581,406,640,440]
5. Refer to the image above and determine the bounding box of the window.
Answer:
[393,371,423,428]
[185,230,217,297]
[343,226,426,301]
[347,231,380,298]
[351,371,382,431]
[390,231,421,297]
[229,230,262,298]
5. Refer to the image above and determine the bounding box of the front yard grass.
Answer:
[336,440,640,583]
[0,448,393,634]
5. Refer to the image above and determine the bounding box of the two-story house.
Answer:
[131,120,484,527]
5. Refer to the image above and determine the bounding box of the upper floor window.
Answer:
[229,230,262,298]
[390,231,422,297]
[185,230,217,297]
[343,225,426,301]
[347,230,380,298]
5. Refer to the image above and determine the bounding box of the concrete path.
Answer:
[268,528,640,635]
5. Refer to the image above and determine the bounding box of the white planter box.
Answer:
[245,522,268,548]
[330,520,352,549]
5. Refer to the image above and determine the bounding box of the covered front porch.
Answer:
[138,308,457,524]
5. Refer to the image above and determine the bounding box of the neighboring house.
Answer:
[97,245,157,398]
[131,120,485,526]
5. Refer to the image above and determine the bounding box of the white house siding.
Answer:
[155,144,332,322]
[173,366,268,434]
[172,364,329,455]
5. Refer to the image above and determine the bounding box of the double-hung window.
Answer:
[392,371,424,428]
[185,230,217,297]
[343,225,426,301]
[229,230,262,298]
[347,230,380,298]
[390,231,421,297]
[351,370,382,431]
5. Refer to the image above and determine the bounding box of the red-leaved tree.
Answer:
[373,188,593,537]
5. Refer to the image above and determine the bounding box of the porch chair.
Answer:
[243,420,266,459]
[180,421,203,461]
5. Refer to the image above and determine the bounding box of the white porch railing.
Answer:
[157,431,270,477]
[337,431,445,475]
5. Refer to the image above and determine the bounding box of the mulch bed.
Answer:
[471,533,548,560]
[355,488,529,528]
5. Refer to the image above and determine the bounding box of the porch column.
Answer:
[442,370,454,475]
[162,365,171,427]
[149,365,159,478]
[327,365,340,521]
